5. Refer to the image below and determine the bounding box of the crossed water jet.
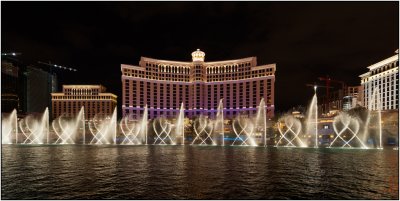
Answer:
[153,117,175,145]
[191,116,216,145]
[52,116,77,144]
[231,116,257,146]
[329,112,368,149]
[119,115,146,145]
[52,107,85,144]
[88,108,117,145]
[1,93,384,149]
[18,108,49,144]
[276,115,306,147]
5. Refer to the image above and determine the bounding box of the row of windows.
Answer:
[122,66,275,82]
[124,108,273,119]
[370,61,398,76]
[52,95,117,100]
[63,88,102,95]
[122,72,274,82]
[366,74,398,83]
[123,80,273,108]
[143,62,252,71]
[123,80,273,91]
[53,111,114,119]
[363,70,398,83]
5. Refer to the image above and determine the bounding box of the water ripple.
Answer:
[1,145,398,199]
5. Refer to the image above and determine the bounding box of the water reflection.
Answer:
[1,145,398,199]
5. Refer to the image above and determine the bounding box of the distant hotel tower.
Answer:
[121,49,276,119]
[360,49,399,110]
[51,85,117,119]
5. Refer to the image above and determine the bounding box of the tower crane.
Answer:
[38,61,77,72]
[318,76,346,106]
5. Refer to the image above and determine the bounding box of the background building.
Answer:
[1,54,61,117]
[121,49,276,119]
[51,85,117,120]
[342,85,364,111]
[360,49,399,110]
[1,58,20,113]
[319,85,364,115]
[26,65,57,115]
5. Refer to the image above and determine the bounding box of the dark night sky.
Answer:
[2,2,399,113]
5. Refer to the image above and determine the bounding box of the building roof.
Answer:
[367,54,398,71]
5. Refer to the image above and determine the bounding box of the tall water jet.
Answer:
[2,109,18,144]
[305,86,318,148]
[364,87,383,149]
[254,98,267,146]
[142,105,148,144]
[52,106,85,144]
[18,108,49,144]
[175,103,185,145]
[88,107,117,144]
[214,99,224,146]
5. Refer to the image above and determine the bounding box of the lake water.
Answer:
[1,145,398,199]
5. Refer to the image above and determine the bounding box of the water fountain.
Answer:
[305,88,318,148]
[329,112,368,148]
[1,88,385,149]
[153,117,175,145]
[231,99,267,146]
[363,87,383,149]
[254,98,267,146]
[52,107,85,144]
[88,107,117,144]
[191,99,225,146]
[1,109,18,144]
[276,115,306,147]
[119,105,148,145]
[191,115,216,145]
[18,108,49,144]
[175,103,185,145]
[214,99,225,146]
[231,115,257,146]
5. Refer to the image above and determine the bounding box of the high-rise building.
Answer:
[360,50,399,110]
[121,49,276,119]
[26,65,57,114]
[51,85,117,120]
[343,85,364,111]
[1,59,20,113]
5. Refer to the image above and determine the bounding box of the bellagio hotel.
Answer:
[121,49,276,119]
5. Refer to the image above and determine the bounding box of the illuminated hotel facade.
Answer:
[359,49,399,110]
[121,49,276,119]
[51,85,117,120]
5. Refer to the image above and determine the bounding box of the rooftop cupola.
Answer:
[191,49,205,62]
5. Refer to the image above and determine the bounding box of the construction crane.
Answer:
[38,61,78,72]
[318,76,346,104]
[1,52,22,56]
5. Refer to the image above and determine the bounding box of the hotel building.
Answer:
[121,49,276,119]
[342,85,364,111]
[360,50,399,110]
[51,85,117,120]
